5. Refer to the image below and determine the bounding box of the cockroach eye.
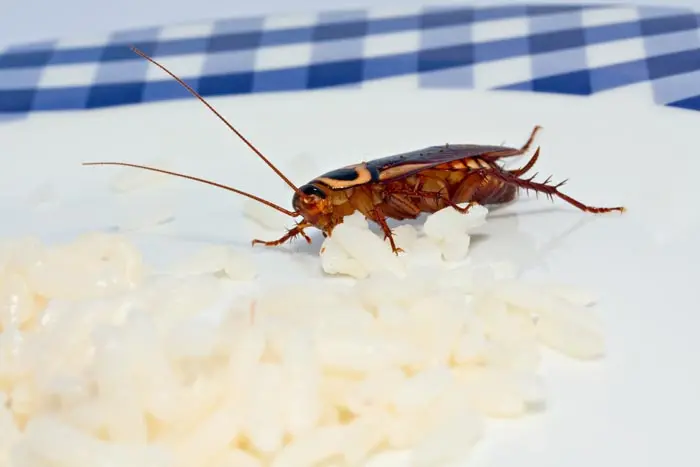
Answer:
[299,184,326,199]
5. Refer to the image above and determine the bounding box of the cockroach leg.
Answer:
[384,192,422,219]
[390,187,443,205]
[369,208,404,255]
[519,125,542,154]
[300,230,313,243]
[411,178,422,192]
[484,125,542,159]
[251,222,313,247]
[446,200,479,214]
[509,147,540,177]
[512,174,625,213]
[451,172,489,207]
[391,174,448,206]
[474,168,626,214]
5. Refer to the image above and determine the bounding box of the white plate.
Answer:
[2,82,699,466]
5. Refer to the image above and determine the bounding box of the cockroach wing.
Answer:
[312,144,520,190]
[367,143,520,183]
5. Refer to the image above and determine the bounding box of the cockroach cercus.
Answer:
[83,47,625,255]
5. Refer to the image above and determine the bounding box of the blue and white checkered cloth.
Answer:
[2,3,700,115]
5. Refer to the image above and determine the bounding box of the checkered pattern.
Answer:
[3,3,700,115]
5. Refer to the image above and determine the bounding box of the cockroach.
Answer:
[83,47,625,255]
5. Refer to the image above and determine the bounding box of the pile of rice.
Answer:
[1,155,605,466]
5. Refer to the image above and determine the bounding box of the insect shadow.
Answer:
[471,211,595,276]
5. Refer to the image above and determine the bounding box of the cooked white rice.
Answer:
[0,202,605,467]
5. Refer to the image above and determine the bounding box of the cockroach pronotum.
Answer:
[83,47,625,255]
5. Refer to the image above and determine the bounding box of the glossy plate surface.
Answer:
[1,83,698,466]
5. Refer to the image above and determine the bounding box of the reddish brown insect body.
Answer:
[83,47,625,255]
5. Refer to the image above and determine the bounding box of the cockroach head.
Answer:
[292,183,329,221]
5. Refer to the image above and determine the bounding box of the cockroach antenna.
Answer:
[127,46,303,197]
[82,46,308,218]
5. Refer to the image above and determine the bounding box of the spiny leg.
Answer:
[486,125,543,159]
[394,173,451,207]
[448,170,493,212]
[389,171,485,215]
[251,222,312,247]
[509,147,540,177]
[390,187,480,214]
[389,187,443,206]
[519,125,542,154]
[384,192,422,219]
[473,168,625,214]
[368,207,404,255]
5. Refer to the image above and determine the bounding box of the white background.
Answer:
[2,0,700,49]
